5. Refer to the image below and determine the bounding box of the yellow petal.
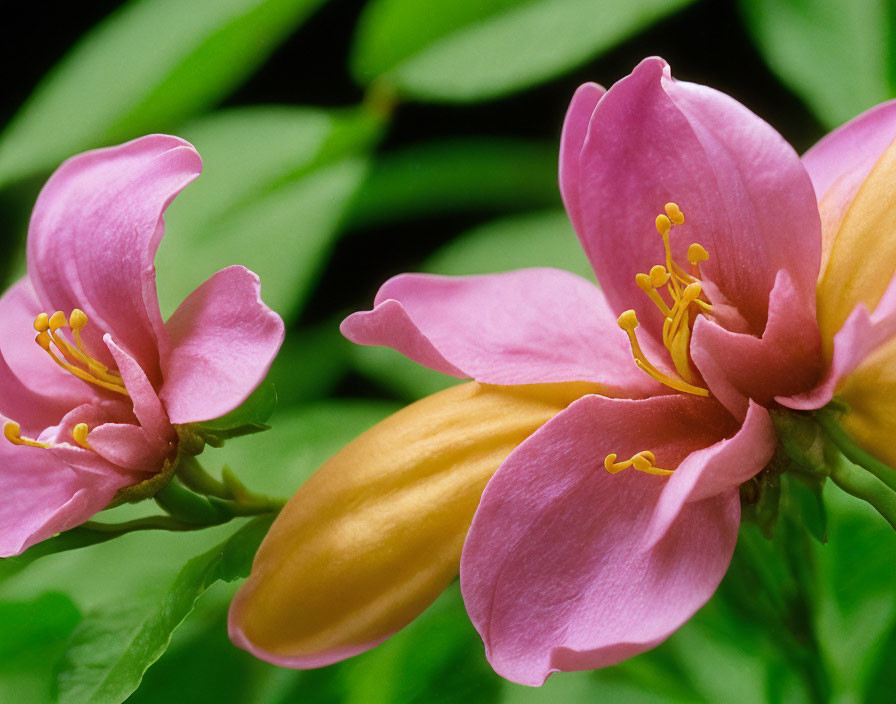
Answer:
[838,338,896,467]
[818,139,896,358]
[229,380,598,666]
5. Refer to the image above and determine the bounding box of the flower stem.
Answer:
[816,410,896,493]
[82,516,207,534]
[826,450,896,530]
[177,453,231,499]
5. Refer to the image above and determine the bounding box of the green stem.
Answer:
[816,411,896,493]
[827,451,896,530]
[82,516,207,534]
[155,479,230,525]
[177,454,232,499]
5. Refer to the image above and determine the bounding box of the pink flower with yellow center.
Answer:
[229,58,896,685]
[0,135,284,557]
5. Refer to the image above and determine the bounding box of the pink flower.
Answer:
[229,58,896,685]
[0,135,284,557]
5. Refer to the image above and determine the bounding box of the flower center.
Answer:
[3,309,129,450]
[604,203,712,476]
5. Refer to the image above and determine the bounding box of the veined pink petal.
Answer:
[27,135,202,385]
[559,82,606,236]
[0,278,94,416]
[160,266,285,425]
[782,271,896,410]
[690,270,823,419]
[0,436,132,557]
[461,393,740,686]
[802,99,896,270]
[88,423,166,472]
[105,335,175,449]
[644,401,775,547]
[566,57,820,335]
[341,269,661,396]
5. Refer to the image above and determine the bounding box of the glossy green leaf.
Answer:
[346,139,560,228]
[157,106,381,321]
[0,0,328,187]
[739,0,895,128]
[57,516,273,704]
[199,382,278,440]
[351,0,695,102]
[0,593,81,704]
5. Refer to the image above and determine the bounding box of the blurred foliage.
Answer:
[1,0,895,702]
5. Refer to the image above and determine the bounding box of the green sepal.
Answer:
[782,472,828,544]
[740,458,783,539]
[769,409,827,476]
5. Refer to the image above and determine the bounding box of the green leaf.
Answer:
[57,516,274,704]
[266,322,352,405]
[346,139,561,228]
[156,106,382,321]
[199,382,278,440]
[0,0,328,187]
[351,0,695,102]
[424,210,592,278]
[738,0,895,128]
[0,593,82,704]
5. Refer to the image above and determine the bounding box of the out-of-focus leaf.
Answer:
[424,210,591,278]
[199,382,278,440]
[812,486,896,700]
[351,0,695,102]
[346,139,560,228]
[209,399,401,498]
[738,0,894,128]
[0,593,81,704]
[157,106,382,320]
[348,210,592,400]
[0,526,127,581]
[266,322,352,406]
[0,0,328,187]
[57,516,273,704]
[783,473,828,544]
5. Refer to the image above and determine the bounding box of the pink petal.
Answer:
[88,423,167,472]
[565,57,820,335]
[644,401,775,547]
[0,435,133,557]
[782,271,896,410]
[690,270,823,420]
[0,278,95,418]
[461,393,741,685]
[160,266,285,424]
[559,82,606,236]
[341,269,662,395]
[106,335,176,449]
[26,135,202,385]
[802,99,896,267]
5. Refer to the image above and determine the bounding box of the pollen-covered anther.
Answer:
[687,243,708,264]
[4,422,50,449]
[72,423,92,450]
[665,202,685,225]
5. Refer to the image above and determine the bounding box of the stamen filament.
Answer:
[4,422,50,449]
[36,332,129,396]
[604,450,673,475]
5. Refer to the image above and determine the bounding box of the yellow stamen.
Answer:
[72,423,92,450]
[35,329,129,396]
[4,422,50,449]
[604,450,673,475]
[622,204,711,397]
[617,310,708,396]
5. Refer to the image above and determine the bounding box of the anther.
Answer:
[687,243,708,264]
[4,422,50,449]
[665,202,685,225]
[70,309,88,330]
[49,311,68,330]
[617,309,639,330]
[72,423,92,450]
[649,265,670,288]
[34,313,49,333]
[655,214,672,236]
